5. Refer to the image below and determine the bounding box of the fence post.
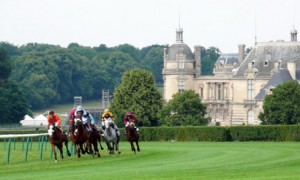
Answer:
[30,137,32,151]
[38,136,41,151]
[44,136,48,151]
[24,137,30,162]
[22,137,25,151]
[14,137,16,150]
[7,138,12,164]
[40,136,44,160]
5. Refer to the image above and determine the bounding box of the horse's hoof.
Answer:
[55,160,58,163]
[118,151,121,154]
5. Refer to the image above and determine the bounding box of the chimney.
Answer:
[287,61,296,80]
[238,44,245,64]
[194,45,202,77]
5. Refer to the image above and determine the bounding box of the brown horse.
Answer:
[69,115,93,158]
[48,124,71,162]
[89,128,104,157]
[126,122,140,154]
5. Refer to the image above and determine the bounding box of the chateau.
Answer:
[162,27,300,125]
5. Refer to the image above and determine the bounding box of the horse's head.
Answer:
[129,122,135,128]
[104,117,113,129]
[48,124,55,136]
[74,118,82,126]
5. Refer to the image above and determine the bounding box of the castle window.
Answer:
[264,60,269,66]
[252,60,255,66]
[247,79,254,100]
[178,59,185,69]
[178,80,185,93]
[217,84,222,100]
[200,87,204,98]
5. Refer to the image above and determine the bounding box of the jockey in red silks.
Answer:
[47,110,63,133]
[123,112,139,135]
[68,108,76,131]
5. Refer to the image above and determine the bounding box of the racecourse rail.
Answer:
[0,133,51,164]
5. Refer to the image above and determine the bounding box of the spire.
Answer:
[176,0,183,43]
[176,27,183,43]
[291,26,297,42]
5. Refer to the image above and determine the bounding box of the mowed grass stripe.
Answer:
[0,142,300,179]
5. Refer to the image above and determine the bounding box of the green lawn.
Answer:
[0,141,300,179]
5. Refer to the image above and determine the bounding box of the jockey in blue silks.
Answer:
[75,106,98,132]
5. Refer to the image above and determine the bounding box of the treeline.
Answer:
[0,41,220,121]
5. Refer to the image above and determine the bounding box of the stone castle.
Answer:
[163,27,300,125]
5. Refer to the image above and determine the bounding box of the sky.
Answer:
[1,0,300,53]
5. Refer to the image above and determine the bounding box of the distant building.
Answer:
[163,26,300,125]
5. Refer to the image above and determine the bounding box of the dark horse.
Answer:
[89,126,104,157]
[126,121,140,154]
[69,115,93,158]
[48,124,71,162]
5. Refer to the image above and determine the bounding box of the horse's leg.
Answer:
[136,140,140,152]
[130,140,136,154]
[57,144,64,159]
[51,143,58,162]
[64,139,71,157]
[80,143,85,154]
[98,134,104,150]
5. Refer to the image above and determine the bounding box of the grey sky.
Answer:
[1,0,299,53]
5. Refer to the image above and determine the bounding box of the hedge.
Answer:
[1,125,300,142]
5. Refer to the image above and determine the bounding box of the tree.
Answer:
[159,90,209,126]
[110,69,163,127]
[201,47,221,75]
[259,80,300,125]
[0,49,30,124]
[140,46,164,84]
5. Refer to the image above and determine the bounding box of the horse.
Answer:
[102,117,121,155]
[126,121,140,154]
[48,124,71,162]
[69,115,93,158]
[88,126,104,157]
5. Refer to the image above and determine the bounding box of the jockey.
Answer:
[75,106,98,132]
[123,112,139,135]
[68,108,76,130]
[101,108,120,138]
[47,110,63,133]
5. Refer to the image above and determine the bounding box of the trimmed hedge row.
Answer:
[1,125,300,142]
[136,125,300,142]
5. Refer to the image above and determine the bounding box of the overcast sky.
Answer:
[1,0,299,53]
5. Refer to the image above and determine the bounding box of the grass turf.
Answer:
[0,141,299,179]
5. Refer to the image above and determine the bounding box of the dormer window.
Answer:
[178,59,184,69]
[264,60,269,66]
[278,60,282,68]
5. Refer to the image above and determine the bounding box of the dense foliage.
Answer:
[110,69,163,127]
[159,90,209,126]
[0,48,30,124]
[0,41,220,112]
[258,80,300,125]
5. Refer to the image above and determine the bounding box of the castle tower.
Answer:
[162,27,196,101]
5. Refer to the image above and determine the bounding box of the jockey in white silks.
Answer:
[74,106,97,133]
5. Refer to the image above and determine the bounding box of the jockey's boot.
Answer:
[92,124,98,132]
[124,126,128,135]
[101,125,105,137]
[135,127,139,134]
[74,129,78,136]
[87,125,92,132]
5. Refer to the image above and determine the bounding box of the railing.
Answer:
[243,100,257,105]
[202,99,230,104]
[162,68,196,75]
